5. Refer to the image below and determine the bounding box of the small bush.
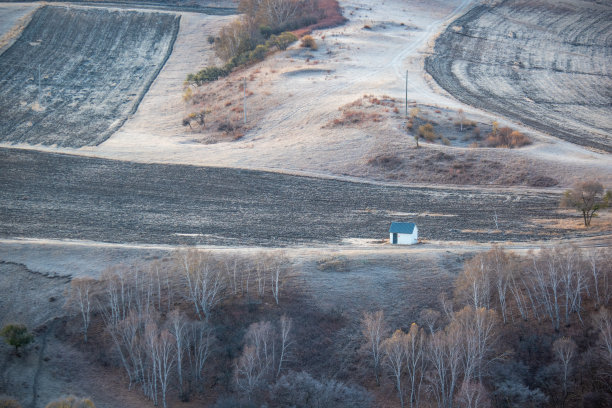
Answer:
[248,44,269,62]
[207,35,215,44]
[271,371,372,408]
[0,399,22,408]
[45,396,95,408]
[269,32,297,50]
[187,66,230,85]
[301,35,317,50]
[1,324,33,355]
[418,123,436,141]
[442,136,451,145]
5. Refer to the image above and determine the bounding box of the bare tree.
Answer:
[383,330,407,408]
[66,277,96,343]
[405,323,426,408]
[530,248,563,331]
[455,306,499,383]
[263,0,301,28]
[426,324,462,408]
[456,254,492,311]
[457,108,465,132]
[235,345,264,399]
[593,308,612,371]
[585,249,611,309]
[269,252,290,305]
[558,246,586,325]
[235,321,274,399]
[101,265,134,326]
[168,309,188,400]
[187,320,214,390]
[489,247,511,323]
[561,181,611,227]
[277,315,293,379]
[553,337,576,406]
[419,309,440,334]
[456,380,490,408]
[361,310,387,385]
[154,328,177,408]
[177,250,227,321]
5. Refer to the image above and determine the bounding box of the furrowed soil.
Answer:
[0,148,600,247]
[0,5,179,147]
[425,0,612,152]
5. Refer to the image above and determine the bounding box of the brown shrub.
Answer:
[301,35,317,50]
[486,127,531,148]
[418,123,436,141]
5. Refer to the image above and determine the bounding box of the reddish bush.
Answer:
[486,127,531,148]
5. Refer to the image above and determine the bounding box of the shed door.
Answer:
[392,233,398,244]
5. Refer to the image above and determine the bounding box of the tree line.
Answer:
[361,245,611,408]
[64,250,294,406]
[185,0,325,86]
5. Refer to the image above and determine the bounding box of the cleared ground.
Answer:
[0,148,598,247]
[0,5,179,147]
[426,0,612,152]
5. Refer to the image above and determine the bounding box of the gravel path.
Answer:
[0,148,586,246]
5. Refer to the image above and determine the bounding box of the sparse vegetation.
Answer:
[316,255,349,272]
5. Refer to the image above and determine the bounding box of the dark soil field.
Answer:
[0,6,179,147]
[0,148,592,246]
[425,0,612,152]
[3,0,238,15]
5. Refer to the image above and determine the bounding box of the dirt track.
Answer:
[0,5,179,147]
[0,148,595,246]
[425,0,612,152]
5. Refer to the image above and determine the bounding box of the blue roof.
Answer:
[389,222,416,234]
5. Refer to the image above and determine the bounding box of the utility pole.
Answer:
[405,70,408,117]
[243,77,247,125]
[38,64,41,106]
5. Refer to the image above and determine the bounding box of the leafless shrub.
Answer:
[418,123,436,141]
[301,35,317,50]
[316,255,349,272]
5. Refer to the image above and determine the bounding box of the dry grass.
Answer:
[0,6,38,55]
[316,255,350,272]
[325,95,397,128]
[532,210,612,232]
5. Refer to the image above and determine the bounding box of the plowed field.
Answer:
[426,0,612,152]
[0,6,179,147]
[0,148,590,247]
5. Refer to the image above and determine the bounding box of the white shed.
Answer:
[389,222,418,245]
